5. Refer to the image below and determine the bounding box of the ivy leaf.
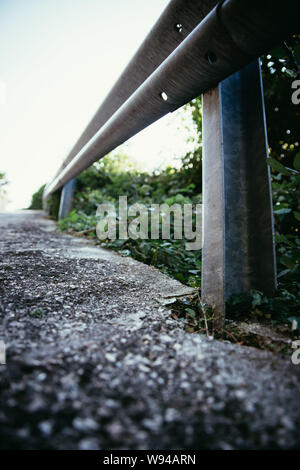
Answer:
[275,233,295,247]
[294,152,300,172]
[250,290,267,308]
[281,256,296,269]
[288,316,300,333]
[185,308,196,318]
[267,158,297,176]
[294,211,300,221]
[286,69,298,78]
[188,269,200,274]
[274,208,292,215]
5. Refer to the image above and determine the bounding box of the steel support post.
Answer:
[43,198,50,215]
[58,178,76,220]
[201,60,277,331]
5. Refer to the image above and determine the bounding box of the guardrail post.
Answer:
[58,178,76,220]
[43,198,50,215]
[201,59,277,331]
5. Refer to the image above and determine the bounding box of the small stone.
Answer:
[79,438,99,450]
[37,372,47,382]
[73,417,98,432]
[39,420,53,436]
[105,353,117,362]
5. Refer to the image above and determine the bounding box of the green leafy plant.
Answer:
[0,172,8,199]
[30,307,46,318]
[28,184,46,209]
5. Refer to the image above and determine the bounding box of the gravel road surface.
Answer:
[0,211,299,449]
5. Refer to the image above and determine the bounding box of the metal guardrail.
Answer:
[44,0,298,197]
[44,0,299,329]
[50,0,219,181]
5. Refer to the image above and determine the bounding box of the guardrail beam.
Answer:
[44,0,299,199]
[52,0,218,180]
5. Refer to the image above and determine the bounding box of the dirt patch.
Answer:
[165,293,298,356]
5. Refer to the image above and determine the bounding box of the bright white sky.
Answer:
[0,0,197,210]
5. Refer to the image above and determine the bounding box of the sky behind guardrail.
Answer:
[0,0,197,210]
